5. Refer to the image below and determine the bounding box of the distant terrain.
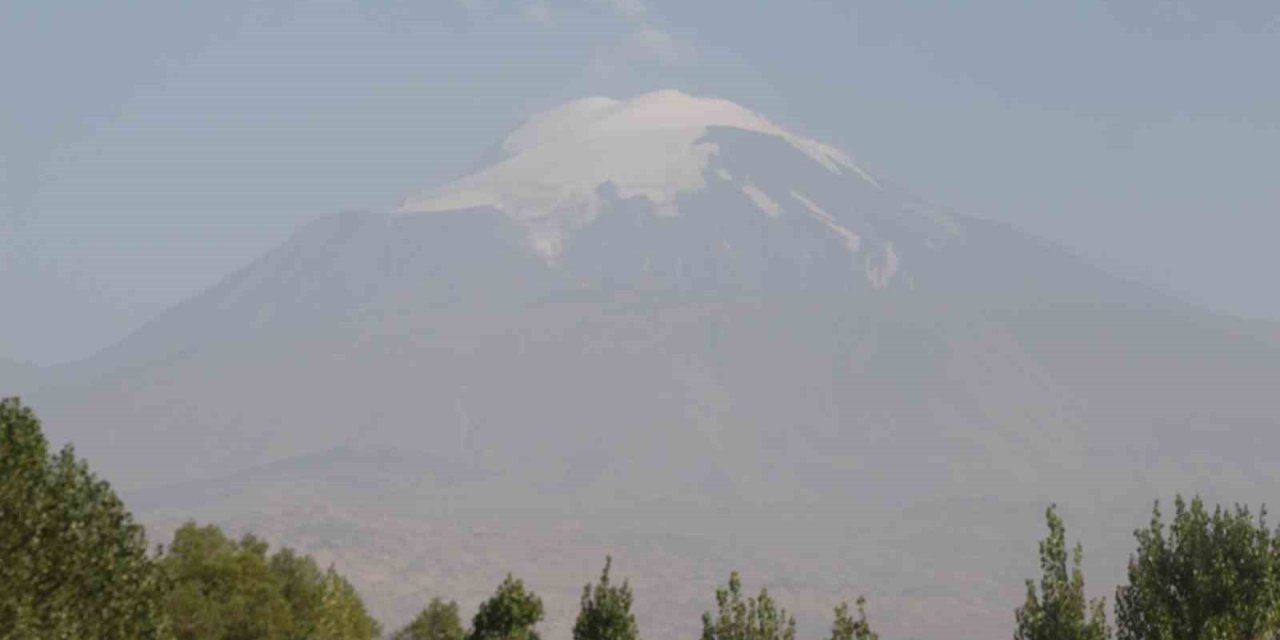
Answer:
[9,91,1280,638]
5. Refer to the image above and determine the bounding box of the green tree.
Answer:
[160,522,381,640]
[393,597,465,640]
[574,557,640,640]
[269,548,328,640]
[0,397,169,639]
[313,567,382,640]
[700,572,796,640]
[1115,496,1280,640]
[830,597,878,640]
[468,574,545,640]
[1015,505,1109,640]
[160,523,294,640]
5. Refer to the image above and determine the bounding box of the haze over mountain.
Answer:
[13,91,1280,638]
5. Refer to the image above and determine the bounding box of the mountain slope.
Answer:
[0,357,42,397]
[25,90,1280,638]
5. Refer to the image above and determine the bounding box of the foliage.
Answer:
[160,523,294,639]
[830,596,878,640]
[0,397,170,639]
[700,572,796,640]
[393,597,465,640]
[160,521,379,640]
[0,400,380,640]
[1115,496,1280,640]
[270,548,328,639]
[314,567,382,640]
[1014,505,1109,640]
[574,557,641,640]
[468,574,546,640]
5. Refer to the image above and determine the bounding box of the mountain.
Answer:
[0,357,42,396]
[23,90,1280,638]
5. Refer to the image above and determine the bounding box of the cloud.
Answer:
[603,0,646,21]
[593,26,697,75]
[522,0,555,27]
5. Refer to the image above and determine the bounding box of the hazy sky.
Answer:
[3,0,1278,364]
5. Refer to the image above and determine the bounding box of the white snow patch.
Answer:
[788,190,861,253]
[742,184,782,218]
[528,227,565,262]
[396,90,878,258]
[865,243,900,289]
[797,141,880,188]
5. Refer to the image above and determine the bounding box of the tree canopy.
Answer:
[829,597,878,640]
[394,597,466,640]
[468,574,545,640]
[1115,496,1280,640]
[159,521,379,640]
[574,557,641,640]
[700,572,796,640]
[270,547,328,640]
[1014,505,1109,640]
[313,566,382,640]
[0,397,169,639]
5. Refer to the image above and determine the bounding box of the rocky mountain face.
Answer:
[15,90,1280,638]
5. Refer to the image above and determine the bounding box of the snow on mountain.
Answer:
[397,90,883,262]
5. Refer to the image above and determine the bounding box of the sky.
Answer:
[2,0,1278,364]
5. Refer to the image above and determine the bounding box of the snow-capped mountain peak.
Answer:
[496,90,872,178]
[395,91,880,248]
[393,90,957,293]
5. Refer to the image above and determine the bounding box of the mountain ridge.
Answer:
[14,90,1280,638]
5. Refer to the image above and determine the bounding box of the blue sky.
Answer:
[3,0,1279,363]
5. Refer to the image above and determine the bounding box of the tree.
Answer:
[700,571,796,640]
[830,597,878,640]
[313,567,382,640]
[0,397,169,639]
[159,522,380,640]
[269,548,328,640]
[468,574,545,640]
[1015,505,1109,640]
[574,557,640,640]
[1115,496,1280,640]
[393,597,465,640]
[160,523,294,640]
[0,399,380,640]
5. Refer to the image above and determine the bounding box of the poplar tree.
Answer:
[574,557,640,640]
[1014,505,1109,640]
[830,596,878,640]
[700,572,796,640]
